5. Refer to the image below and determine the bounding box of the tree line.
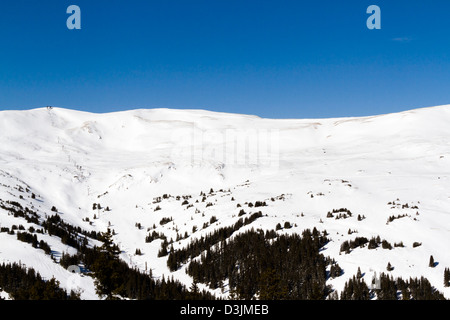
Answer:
[0,199,214,300]
[187,227,331,300]
[339,272,446,300]
[60,228,215,300]
[166,211,263,272]
[1,197,448,300]
[0,262,80,300]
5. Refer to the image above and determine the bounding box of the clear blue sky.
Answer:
[1,0,450,119]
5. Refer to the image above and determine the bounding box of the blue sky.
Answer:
[1,0,450,119]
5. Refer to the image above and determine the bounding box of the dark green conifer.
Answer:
[92,229,123,299]
[429,255,435,268]
[444,268,450,287]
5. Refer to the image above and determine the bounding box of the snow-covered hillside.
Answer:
[1,105,450,299]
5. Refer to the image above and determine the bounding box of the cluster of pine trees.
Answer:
[60,229,215,300]
[167,212,263,271]
[340,235,394,254]
[0,262,80,300]
[326,208,353,219]
[0,199,39,225]
[339,272,446,300]
[186,227,331,300]
[0,198,214,300]
[16,231,52,255]
[1,196,448,301]
[42,213,102,248]
[0,200,102,255]
[338,275,371,300]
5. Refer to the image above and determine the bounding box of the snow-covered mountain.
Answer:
[1,105,450,300]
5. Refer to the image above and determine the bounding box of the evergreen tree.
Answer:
[0,202,214,301]
[340,276,370,300]
[356,267,362,279]
[429,255,435,268]
[368,237,378,249]
[258,268,288,300]
[330,263,343,278]
[92,229,123,299]
[444,268,450,287]
[377,273,397,300]
[340,240,350,254]
[189,277,200,299]
[185,227,330,300]
[157,239,169,257]
[401,286,411,300]
[387,262,394,271]
[0,262,78,300]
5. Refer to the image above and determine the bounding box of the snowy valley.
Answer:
[1,105,450,300]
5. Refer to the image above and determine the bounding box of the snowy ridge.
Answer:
[1,105,450,299]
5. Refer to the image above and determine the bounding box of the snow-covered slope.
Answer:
[1,105,450,299]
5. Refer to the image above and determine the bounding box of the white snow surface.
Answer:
[1,105,450,299]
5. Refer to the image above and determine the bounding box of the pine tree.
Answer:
[356,267,362,279]
[340,240,350,254]
[157,239,168,257]
[401,286,411,300]
[258,268,287,300]
[328,290,339,300]
[340,276,370,300]
[92,229,123,299]
[330,263,343,278]
[189,277,200,299]
[310,280,325,300]
[429,255,435,268]
[368,237,378,249]
[444,268,450,287]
